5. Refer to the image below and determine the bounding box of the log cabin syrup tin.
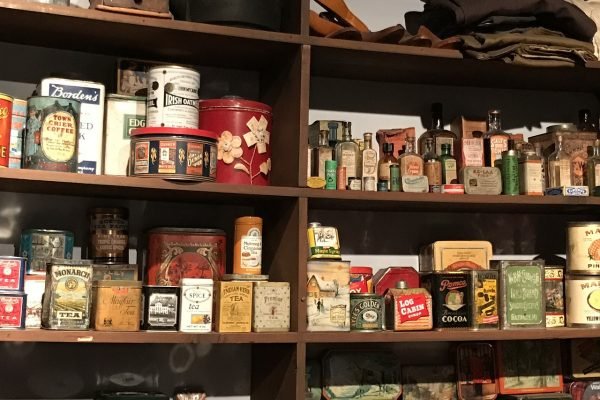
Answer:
[385,280,433,331]
[20,229,74,275]
[566,274,600,327]
[0,291,26,329]
[179,278,213,333]
[143,285,179,331]
[0,256,26,291]
[0,92,13,167]
[93,280,142,331]
[567,222,600,274]
[252,281,290,332]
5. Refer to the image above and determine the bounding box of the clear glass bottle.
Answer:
[423,137,442,192]
[439,143,458,184]
[398,131,423,177]
[519,146,543,196]
[578,109,597,132]
[587,140,600,196]
[548,133,572,187]
[534,143,547,192]
[310,130,333,179]
[418,103,457,157]
[483,110,511,167]
[378,143,398,190]
[334,122,360,188]
[361,132,378,191]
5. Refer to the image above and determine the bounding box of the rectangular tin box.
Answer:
[307,260,350,332]
[499,260,545,329]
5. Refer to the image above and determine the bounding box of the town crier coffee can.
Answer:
[0,93,13,167]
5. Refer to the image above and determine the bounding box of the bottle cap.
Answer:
[395,280,408,289]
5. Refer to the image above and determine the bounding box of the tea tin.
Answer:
[402,365,457,400]
[306,260,350,332]
[24,275,45,328]
[142,285,179,331]
[384,281,433,331]
[93,263,138,282]
[470,269,499,330]
[89,207,129,263]
[0,256,26,291]
[373,266,420,296]
[569,381,600,400]
[349,266,373,294]
[307,223,342,260]
[222,274,269,282]
[93,280,142,331]
[252,281,290,332]
[0,291,26,329]
[566,274,600,327]
[214,280,252,333]
[0,92,13,167]
[457,343,498,400]
[544,266,565,328]
[570,339,600,379]
[499,261,545,329]
[349,293,383,331]
[41,259,94,330]
[422,272,472,329]
[20,229,74,274]
[567,222,600,274]
[179,278,213,333]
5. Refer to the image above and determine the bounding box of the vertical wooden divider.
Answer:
[296,197,309,399]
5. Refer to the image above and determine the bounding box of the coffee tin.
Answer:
[566,274,600,327]
[470,269,499,330]
[93,263,138,281]
[0,291,26,329]
[142,285,179,331]
[23,96,80,172]
[147,65,200,129]
[252,281,290,332]
[499,260,545,329]
[457,343,497,400]
[179,278,213,333]
[349,293,383,331]
[422,272,472,329]
[0,92,13,167]
[215,280,252,333]
[146,228,226,285]
[0,256,26,291]
[569,381,600,400]
[93,280,142,331]
[20,229,75,274]
[24,275,45,328]
[567,222,600,274]
[130,127,217,181]
[545,266,565,328]
[89,207,129,263]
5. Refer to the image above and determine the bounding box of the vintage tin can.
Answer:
[325,159,337,190]
[349,266,373,293]
[147,65,200,129]
[93,280,142,331]
[422,272,472,329]
[545,266,565,327]
[470,269,499,330]
[20,229,75,274]
[179,278,213,333]
[146,228,226,285]
[233,216,262,275]
[215,280,252,333]
[0,93,13,168]
[570,339,600,379]
[41,259,93,330]
[336,166,346,190]
[384,281,433,331]
[0,256,26,291]
[130,127,217,181]
[307,223,341,260]
[499,395,571,399]
[198,97,272,186]
[349,293,382,331]
[93,263,138,281]
[89,207,129,263]
[142,285,179,331]
[457,343,498,400]
[499,260,545,329]
[0,291,26,329]
[373,266,420,296]
[9,98,26,169]
[569,381,600,400]
[567,222,600,274]
[24,275,45,328]
[307,260,350,332]
[222,273,269,282]
[403,365,456,400]
[252,281,290,332]
[103,94,146,176]
[419,240,493,272]
[23,96,80,172]
[566,274,600,327]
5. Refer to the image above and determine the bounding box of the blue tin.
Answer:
[20,229,74,274]
[0,256,26,291]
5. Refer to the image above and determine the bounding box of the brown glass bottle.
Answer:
[418,103,457,157]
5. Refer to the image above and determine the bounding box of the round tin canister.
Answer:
[89,207,129,263]
[23,96,80,172]
[350,293,383,331]
[146,228,226,286]
[0,93,13,168]
[568,222,600,274]
[93,280,142,332]
[566,274,600,327]
[199,97,273,186]
[233,216,263,275]
[130,127,217,181]
[20,229,74,274]
[146,65,200,129]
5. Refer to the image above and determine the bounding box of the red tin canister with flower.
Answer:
[198,97,272,186]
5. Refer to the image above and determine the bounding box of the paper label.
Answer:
[462,138,484,167]
[397,294,429,323]
[241,228,262,270]
[341,150,356,178]
[41,111,77,162]
[520,161,543,195]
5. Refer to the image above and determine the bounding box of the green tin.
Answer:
[501,141,519,196]
[499,260,545,329]
[390,164,401,192]
[350,293,383,331]
[325,159,337,190]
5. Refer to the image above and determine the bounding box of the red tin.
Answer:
[0,291,26,329]
[199,98,272,186]
[373,267,420,296]
[0,256,26,291]
[146,228,226,286]
[570,381,600,400]
[349,266,373,293]
[0,93,13,167]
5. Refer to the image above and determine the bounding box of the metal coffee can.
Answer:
[350,293,383,331]
[0,93,13,167]
[89,207,129,263]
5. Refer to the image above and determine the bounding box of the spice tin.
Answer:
[142,285,179,330]
[215,280,252,332]
[89,207,129,263]
[307,260,350,332]
[569,381,600,400]
[130,127,217,181]
[0,256,26,291]
[422,272,472,329]
[373,266,420,296]
[402,365,457,400]
[199,97,273,186]
[349,266,373,293]
[146,228,226,285]
[103,94,146,176]
[384,280,433,331]
[0,291,26,329]
[499,261,545,329]
[420,241,493,272]
[307,223,341,260]
[233,216,262,275]
[350,293,382,331]
[93,263,138,281]
[545,266,565,327]
[93,280,142,331]
[41,259,93,330]
[0,93,13,167]
[566,274,600,327]
[24,275,45,328]
[567,222,600,274]
[470,269,499,330]
[252,281,290,332]
[23,96,80,172]
[457,343,498,400]
[146,65,200,129]
[179,278,213,333]
[20,229,74,274]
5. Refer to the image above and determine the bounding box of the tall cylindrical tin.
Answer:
[233,216,263,275]
[0,93,13,168]
[89,207,129,263]
[146,65,200,129]
[325,160,337,190]
[568,222,600,274]
[566,274,600,327]
[20,229,75,275]
[199,98,273,186]
[23,96,80,172]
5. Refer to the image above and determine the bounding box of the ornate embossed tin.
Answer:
[142,285,179,331]
[567,222,600,274]
[252,281,290,332]
[93,280,142,331]
[499,261,545,329]
[215,280,252,333]
[89,207,129,263]
[545,266,565,328]
[179,278,213,333]
[470,269,499,330]
[0,256,26,291]
[20,229,74,274]
[457,343,498,400]
[422,272,472,329]
[349,293,382,331]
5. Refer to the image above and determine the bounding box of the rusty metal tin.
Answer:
[93,280,142,331]
[349,293,382,331]
[567,222,600,274]
[566,274,600,327]
[569,381,600,400]
[545,266,565,328]
[89,207,129,263]
[0,291,26,329]
[20,229,74,275]
[457,343,498,400]
[142,285,179,331]
[0,256,26,291]
[0,92,13,167]
[422,272,472,329]
[470,269,499,330]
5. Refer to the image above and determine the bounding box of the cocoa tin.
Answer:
[384,281,433,331]
[0,256,26,291]
[544,266,565,328]
[24,275,45,328]
[499,261,545,329]
[252,281,290,332]
[93,280,142,331]
[569,381,600,400]
[147,65,200,129]
[130,127,217,181]
[307,260,350,332]
[349,266,373,293]
[422,272,472,329]
[457,343,498,400]
[142,285,179,331]
[146,228,226,285]
[570,339,600,379]
[402,365,457,400]
[214,280,252,333]
[419,241,493,272]
[199,97,273,186]
[470,269,499,330]
[20,229,75,274]
[179,278,213,333]
[93,263,138,282]
[0,291,26,329]
[41,259,93,330]
[89,207,129,263]
[373,266,420,296]
[567,222,600,274]
[566,274,600,327]
[0,92,13,167]
[23,96,80,172]
[349,293,382,331]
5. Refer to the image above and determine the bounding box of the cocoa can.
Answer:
[89,207,129,263]
[0,93,13,167]
[567,222,600,274]
[350,293,382,331]
[422,272,472,329]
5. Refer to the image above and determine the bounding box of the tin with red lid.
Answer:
[129,127,217,181]
[199,97,272,186]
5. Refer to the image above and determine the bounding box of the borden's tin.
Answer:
[130,127,217,181]
[23,96,80,172]
[147,65,200,129]
[0,92,13,167]
[0,256,26,291]
[568,222,600,274]
[20,229,75,274]
[0,291,26,329]
[566,274,600,327]
[350,293,383,331]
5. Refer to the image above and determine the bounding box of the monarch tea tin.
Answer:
[0,291,26,329]
[0,256,26,291]
[20,229,74,274]
[499,261,545,329]
[0,92,13,167]
[566,274,600,327]
[545,266,565,328]
[143,285,179,331]
[179,278,213,333]
[215,280,252,333]
[93,280,142,331]
[567,222,600,274]
[349,293,382,331]
[252,281,290,332]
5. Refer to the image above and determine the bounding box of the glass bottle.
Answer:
[310,130,333,179]
[378,143,398,190]
[587,140,600,196]
[483,110,511,167]
[418,103,457,157]
[423,137,442,193]
[578,109,597,132]
[398,131,423,177]
[534,143,547,192]
[361,132,378,191]
[519,146,543,196]
[548,133,572,187]
[334,122,359,188]
[439,143,458,184]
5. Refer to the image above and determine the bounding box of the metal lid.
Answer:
[546,124,577,134]
[0,93,13,102]
[395,280,408,289]
[89,207,129,216]
[181,278,213,285]
[199,97,272,114]
[0,290,25,296]
[235,216,262,225]
[106,93,146,101]
[93,263,137,268]
[22,229,73,236]
[148,227,226,236]
[568,222,600,227]
[148,64,199,74]
[131,127,217,141]
[0,256,26,261]
[95,280,142,288]
[222,274,269,281]
[350,267,373,274]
